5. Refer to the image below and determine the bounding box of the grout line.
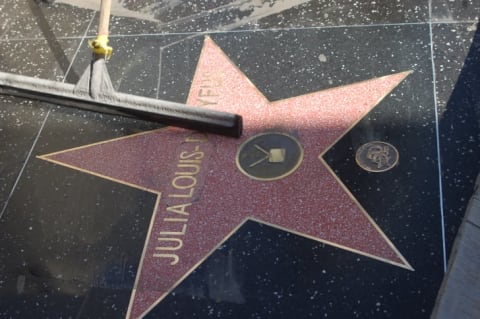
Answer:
[160,33,203,50]
[1,20,478,44]
[0,36,90,42]
[62,11,97,83]
[155,47,163,99]
[431,20,479,25]
[0,11,97,220]
[1,20,478,43]
[0,110,50,220]
[154,33,207,97]
[105,21,430,36]
[466,220,480,230]
[428,0,448,273]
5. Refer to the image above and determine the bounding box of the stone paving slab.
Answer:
[432,174,480,319]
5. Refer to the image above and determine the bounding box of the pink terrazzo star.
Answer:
[40,37,412,318]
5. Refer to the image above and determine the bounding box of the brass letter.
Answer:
[156,238,183,251]
[164,218,188,222]
[153,253,179,265]
[185,134,208,143]
[172,175,197,189]
[168,188,194,198]
[166,203,191,216]
[196,97,217,106]
[160,223,187,236]
[175,163,201,176]
[179,150,204,160]
[198,88,219,98]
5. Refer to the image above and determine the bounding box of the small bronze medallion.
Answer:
[236,132,304,181]
[356,141,399,172]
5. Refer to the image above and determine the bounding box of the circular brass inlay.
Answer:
[236,132,304,181]
[355,141,399,173]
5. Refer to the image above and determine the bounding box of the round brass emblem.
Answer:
[236,132,304,181]
[355,141,399,172]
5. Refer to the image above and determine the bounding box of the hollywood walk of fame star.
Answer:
[38,37,413,318]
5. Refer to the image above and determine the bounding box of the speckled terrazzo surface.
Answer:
[0,1,479,318]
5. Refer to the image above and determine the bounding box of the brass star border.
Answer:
[38,37,414,318]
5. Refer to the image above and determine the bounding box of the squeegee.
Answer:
[0,0,242,137]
